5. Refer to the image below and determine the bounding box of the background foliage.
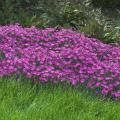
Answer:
[92,0,120,8]
[0,0,120,44]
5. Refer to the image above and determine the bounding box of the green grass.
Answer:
[0,77,120,120]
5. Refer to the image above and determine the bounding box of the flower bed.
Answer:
[0,24,120,98]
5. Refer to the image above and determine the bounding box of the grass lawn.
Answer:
[0,77,120,120]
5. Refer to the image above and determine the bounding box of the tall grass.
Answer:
[0,77,120,120]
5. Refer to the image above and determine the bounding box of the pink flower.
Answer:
[0,24,120,98]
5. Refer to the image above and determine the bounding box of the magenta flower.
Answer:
[0,24,120,98]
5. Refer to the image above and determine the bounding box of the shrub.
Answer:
[34,2,89,29]
[103,20,120,44]
[0,24,120,98]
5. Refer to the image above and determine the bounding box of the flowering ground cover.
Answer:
[0,24,120,98]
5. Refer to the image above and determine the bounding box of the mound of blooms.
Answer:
[0,24,120,98]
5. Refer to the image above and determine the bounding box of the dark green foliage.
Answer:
[0,0,91,29]
[0,0,39,25]
[92,0,120,8]
[38,2,89,29]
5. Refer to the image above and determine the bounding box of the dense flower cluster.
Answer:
[0,24,120,98]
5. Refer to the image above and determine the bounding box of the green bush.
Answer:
[103,20,120,44]
[38,2,89,29]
